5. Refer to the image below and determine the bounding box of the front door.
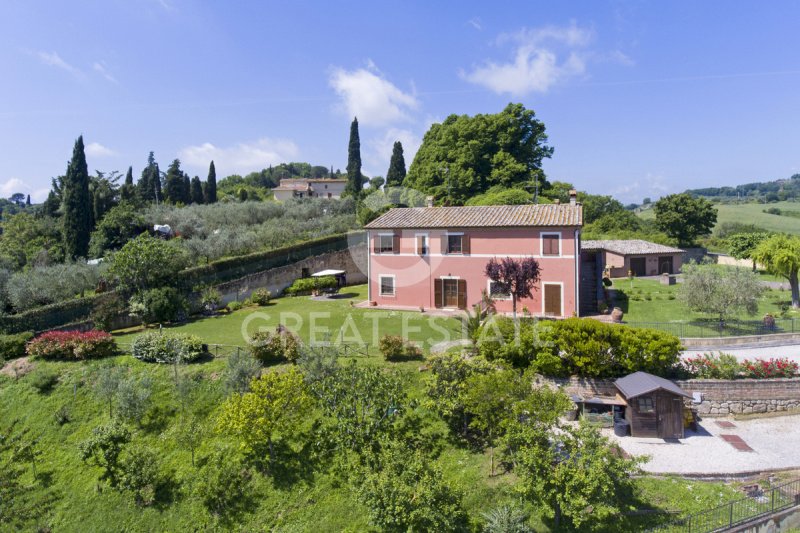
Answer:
[544,284,562,316]
[443,279,459,307]
[630,257,647,276]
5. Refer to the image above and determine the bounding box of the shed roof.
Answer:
[364,203,583,229]
[614,371,691,399]
[581,239,684,256]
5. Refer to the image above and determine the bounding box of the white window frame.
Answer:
[445,231,464,255]
[379,274,396,297]
[415,232,429,256]
[377,232,395,254]
[540,232,562,257]
[541,282,564,317]
[486,279,511,300]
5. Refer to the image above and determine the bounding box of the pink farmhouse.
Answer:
[365,200,583,317]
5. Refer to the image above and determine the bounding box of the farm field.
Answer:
[638,200,800,235]
[1,284,749,531]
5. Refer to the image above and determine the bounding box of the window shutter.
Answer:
[457,279,467,309]
[417,235,424,255]
[373,235,379,254]
[441,234,449,255]
[434,279,443,308]
[461,234,470,255]
[392,233,400,254]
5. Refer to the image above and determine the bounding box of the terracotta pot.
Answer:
[611,307,624,323]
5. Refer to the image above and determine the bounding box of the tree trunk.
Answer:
[791,270,800,309]
[511,294,517,322]
[490,445,494,477]
[752,259,757,272]
[554,501,562,528]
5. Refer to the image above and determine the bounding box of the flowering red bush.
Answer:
[26,330,116,360]
[740,358,798,379]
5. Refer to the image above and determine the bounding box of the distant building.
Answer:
[581,239,685,278]
[272,178,347,201]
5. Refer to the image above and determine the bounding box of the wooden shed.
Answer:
[615,372,691,439]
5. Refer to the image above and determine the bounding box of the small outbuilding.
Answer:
[581,239,685,278]
[615,371,691,439]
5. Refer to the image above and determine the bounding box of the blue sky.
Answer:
[2,0,800,204]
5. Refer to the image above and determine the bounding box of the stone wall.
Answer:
[216,242,368,305]
[538,376,800,417]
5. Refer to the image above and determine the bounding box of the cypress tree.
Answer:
[190,176,204,204]
[138,152,161,203]
[164,159,185,204]
[206,161,217,203]
[182,174,191,203]
[25,194,31,206]
[385,141,406,187]
[120,166,135,202]
[62,135,92,259]
[345,117,363,198]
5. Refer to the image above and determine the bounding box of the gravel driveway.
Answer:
[604,413,800,475]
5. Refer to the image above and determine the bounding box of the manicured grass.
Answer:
[0,284,754,531]
[115,285,465,355]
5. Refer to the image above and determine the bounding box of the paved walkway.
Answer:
[604,413,800,475]
[682,345,800,364]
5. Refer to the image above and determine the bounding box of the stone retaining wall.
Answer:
[538,376,800,417]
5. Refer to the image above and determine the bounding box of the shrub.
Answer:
[0,331,33,360]
[91,292,127,331]
[130,287,188,325]
[284,275,337,296]
[250,288,271,306]
[27,330,116,361]
[682,352,741,379]
[28,368,60,393]
[740,358,798,378]
[116,375,153,423]
[200,286,222,315]
[120,446,161,506]
[226,300,242,312]
[378,335,423,361]
[249,327,301,364]
[224,350,261,395]
[131,331,205,363]
[477,317,546,369]
[193,449,251,517]
[54,405,71,425]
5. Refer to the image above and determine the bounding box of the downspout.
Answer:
[366,230,371,302]
[575,228,581,317]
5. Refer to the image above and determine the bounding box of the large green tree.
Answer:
[205,161,217,204]
[108,233,188,292]
[164,159,187,204]
[726,232,770,271]
[344,117,363,198]
[653,193,717,246]
[385,141,406,187]
[62,135,92,259]
[753,234,800,308]
[190,176,204,204]
[138,152,161,203]
[405,103,553,205]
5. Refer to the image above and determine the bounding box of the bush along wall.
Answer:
[0,331,34,359]
[26,330,116,361]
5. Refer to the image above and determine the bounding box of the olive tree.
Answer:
[678,263,765,324]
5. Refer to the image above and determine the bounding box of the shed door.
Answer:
[544,284,562,316]
[658,256,674,275]
[656,395,683,439]
[630,257,647,277]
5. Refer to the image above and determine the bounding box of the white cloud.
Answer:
[462,22,595,96]
[85,142,117,158]
[0,178,49,202]
[610,172,670,203]
[468,17,482,31]
[329,63,418,127]
[36,51,83,78]
[364,128,422,178]
[93,61,118,83]
[178,138,300,176]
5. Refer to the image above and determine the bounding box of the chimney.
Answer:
[569,189,577,206]
[426,196,434,208]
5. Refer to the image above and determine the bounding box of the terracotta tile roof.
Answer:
[581,239,684,255]
[364,204,583,229]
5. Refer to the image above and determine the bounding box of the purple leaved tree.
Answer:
[484,257,542,320]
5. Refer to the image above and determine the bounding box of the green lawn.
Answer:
[612,275,799,336]
[0,284,754,531]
